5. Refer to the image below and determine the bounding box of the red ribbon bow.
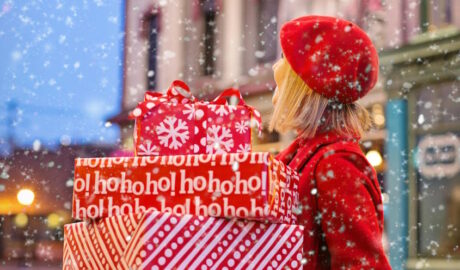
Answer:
[131,80,262,134]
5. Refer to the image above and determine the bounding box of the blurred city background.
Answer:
[0,0,459,269]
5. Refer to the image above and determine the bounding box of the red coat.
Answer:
[276,131,391,270]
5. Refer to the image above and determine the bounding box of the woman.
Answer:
[271,16,392,269]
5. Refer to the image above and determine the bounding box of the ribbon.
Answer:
[131,80,262,134]
[212,88,262,134]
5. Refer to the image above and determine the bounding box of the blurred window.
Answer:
[416,81,460,127]
[415,132,460,258]
[413,80,460,258]
[421,0,455,32]
[147,14,159,90]
[256,0,279,64]
[427,0,453,29]
[200,0,218,76]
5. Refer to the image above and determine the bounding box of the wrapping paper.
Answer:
[63,210,304,270]
[72,152,299,223]
[132,80,262,156]
[63,212,143,269]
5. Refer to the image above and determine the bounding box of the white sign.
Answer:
[417,133,460,178]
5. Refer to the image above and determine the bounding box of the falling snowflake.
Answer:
[237,144,251,153]
[208,104,237,117]
[206,125,234,154]
[138,140,159,155]
[156,117,190,150]
[235,120,249,134]
[182,104,195,120]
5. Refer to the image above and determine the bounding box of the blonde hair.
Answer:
[269,59,372,139]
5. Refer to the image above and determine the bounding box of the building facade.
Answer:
[113,0,393,152]
[381,30,460,270]
[111,1,460,269]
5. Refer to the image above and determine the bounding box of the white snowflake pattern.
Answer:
[137,140,159,155]
[208,104,237,117]
[182,104,195,120]
[206,125,234,154]
[235,120,249,134]
[156,117,190,150]
[237,143,251,153]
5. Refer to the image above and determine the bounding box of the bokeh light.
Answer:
[14,213,28,228]
[17,188,35,206]
[47,213,62,229]
[366,150,383,167]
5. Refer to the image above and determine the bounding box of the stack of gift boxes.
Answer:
[63,81,304,270]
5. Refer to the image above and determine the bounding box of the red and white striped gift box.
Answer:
[63,212,144,269]
[63,210,304,270]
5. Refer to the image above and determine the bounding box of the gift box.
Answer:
[72,152,299,223]
[63,210,304,270]
[63,212,143,269]
[131,80,262,156]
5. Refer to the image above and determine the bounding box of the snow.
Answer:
[32,139,41,151]
[0,1,121,151]
[0,1,459,267]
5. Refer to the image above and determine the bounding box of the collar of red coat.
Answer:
[276,129,361,170]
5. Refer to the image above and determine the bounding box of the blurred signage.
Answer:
[417,133,460,178]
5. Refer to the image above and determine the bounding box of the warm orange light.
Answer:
[14,213,28,228]
[17,188,35,206]
[47,213,62,229]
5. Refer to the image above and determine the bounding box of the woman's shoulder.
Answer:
[315,142,381,199]
[276,131,367,172]
[316,141,373,177]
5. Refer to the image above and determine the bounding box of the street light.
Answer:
[17,188,35,206]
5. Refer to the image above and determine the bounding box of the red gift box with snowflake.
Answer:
[72,152,299,224]
[63,210,304,270]
[131,80,262,156]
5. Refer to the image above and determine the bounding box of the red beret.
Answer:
[280,15,379,104]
